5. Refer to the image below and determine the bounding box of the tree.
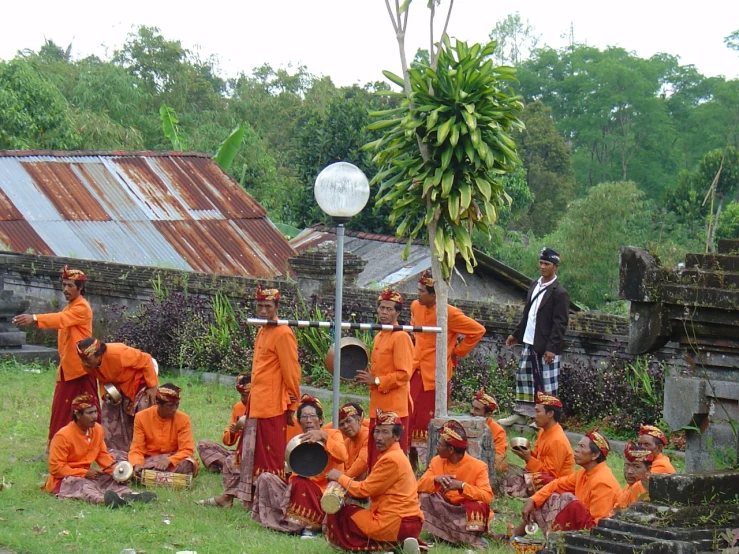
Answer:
[369,0,523,415]
[726,30,739,52]
[488,13,541,66]
[718,202,739,240]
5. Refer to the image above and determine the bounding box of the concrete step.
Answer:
[565,533,643,554]
[685,253,739,272]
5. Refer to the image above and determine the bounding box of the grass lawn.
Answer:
[0,358,652,554]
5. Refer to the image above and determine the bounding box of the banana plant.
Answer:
[159,104,186,151]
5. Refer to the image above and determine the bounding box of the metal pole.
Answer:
[332,223,345,428]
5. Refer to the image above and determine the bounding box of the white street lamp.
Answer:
[314,162,370,427]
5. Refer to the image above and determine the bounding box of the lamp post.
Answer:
[314,162,370,427]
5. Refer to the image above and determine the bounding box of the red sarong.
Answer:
[325,503,422,551]
[551,499,595,532]
[254,415,288,479]
[286,477,324,531]
[367,416,409,471]
[49,372,100,442]
[409,372,451,448]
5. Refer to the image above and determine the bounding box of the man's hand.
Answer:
[133,464,143,476]
[145,386,157,406]
[85,468,104,480]
[543,351,556,364]
[522,499,536,523]
[12,314,35,327]
[152,458,170,471]
[301,430,328,444]
[355,370,376,386]
[229,417,245,434]
[286,410,295,427]
[506,335,517,347]
[434,474,460,491]
[512,446,532,462]
[326,469,342,482]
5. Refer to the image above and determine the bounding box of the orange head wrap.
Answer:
[536,391,563,409]
[377,288,403,304]
[71,393,96,413]
[623,440,655,464]
[76,338,101,360]
[585,428,610,459]
[338,403,362,421]
[639,424,667,446]
[235,373,251,394]
[376,409,402,426]
[418,269,434,288]
[439,420,468,450]
[255,283,280,302]
[156,385,181,404]
[62,265,86,282]
[474,388,498,412]
[299,394,323,412]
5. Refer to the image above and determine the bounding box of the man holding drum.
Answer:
[76,337,159,456]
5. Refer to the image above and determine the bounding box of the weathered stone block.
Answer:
[650,472,739,506]
[641,541,697,554]
[620,247,660,302]
[663,376,708,431]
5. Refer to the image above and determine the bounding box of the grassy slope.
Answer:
[0,359,661,554]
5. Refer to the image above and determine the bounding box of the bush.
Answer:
[451,346,519,413]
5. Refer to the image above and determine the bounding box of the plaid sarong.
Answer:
[514,345,560,415]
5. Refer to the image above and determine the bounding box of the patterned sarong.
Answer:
[141,453,200,476]
[367,415,409,471]
[514,345,560,417]
[102,387,151,453]
[324,503,423,551]
[236,415,287,503]
[419,492,489,548]
[251,473,323,533]
[197,440,232,472]
[504,469,556,498]
[56,474,132,504]
[530,492,595,534]
[49,372,100,442]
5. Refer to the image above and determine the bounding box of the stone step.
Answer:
[718,239,739,254]
[600,513,717,542]
[565,533,643,554]
[685,253,739,272]
[678,268,739,289]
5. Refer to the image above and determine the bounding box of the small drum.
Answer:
[285,434,329,478]
[325,337,369,380]
[320,481,347,514]
[112,461,134,483]
[103,383,122,403]
[139,469,192,489]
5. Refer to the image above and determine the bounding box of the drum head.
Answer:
[113,461,134,483]
[287,441,329,478]
[325,338,369,380]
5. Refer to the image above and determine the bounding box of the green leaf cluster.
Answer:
[365,38,523,279]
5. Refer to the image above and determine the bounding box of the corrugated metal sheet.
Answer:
[0,151,296,278]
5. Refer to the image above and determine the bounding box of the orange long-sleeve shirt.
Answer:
[651,453,676,474]
[410,301,486,391]
[36,295,92,382]
[345,424,370,479]
[248,325,301,419]
[417,453,493,505]
[369,330,413,417]
[91,343,158,402]
[222,401,248,447]
[614,481,648,510]
[487,417,508,458]
[128,406,194,469]
[44,421,114,493]
[291,428,347,492]
[531,462,621,524]
[525,423,575,478]
[338,442,423,542]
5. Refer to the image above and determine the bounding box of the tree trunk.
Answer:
[428,217,449,417]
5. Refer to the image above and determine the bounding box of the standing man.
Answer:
[13,265,96,443]
[204,285,301,508]
[637,425,676,474]
[409,270,486,471]
[501,248,569,427]
[356,288,414,470]
[76,338,159,455]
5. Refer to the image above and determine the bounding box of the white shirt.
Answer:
[523,275,557,346]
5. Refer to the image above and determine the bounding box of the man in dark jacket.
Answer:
[500,247,569,427]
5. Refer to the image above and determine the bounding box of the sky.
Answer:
[1,1,737,86]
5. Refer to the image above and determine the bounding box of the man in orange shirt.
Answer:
[417,420,493,549]
[637,424,676,474]
[469,388,508,473]
[197,373,250,473]
[409,270,486,471]
[614,441,652,511]
[325,410,423,554]
[356,288,414,470]
[76,337,159,455]
[252,395,347,539]
[505,392,575,498]
[44,393,155,508]
[518,429,620,535]
[338,402,370,480]
[14,265,97,443]
[128,383,199,477]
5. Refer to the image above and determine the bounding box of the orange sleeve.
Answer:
[459,460,494,504]
[339,452,397,498]
[168,415,195,468]
[128,412,148,467]
[525,435,545,472]
[94,429,115,473]
[48,433,88,480]
[489,420,508,458]
[276,330,301,412]
[120,346,158,389]
[222,403,245,446]
[36,302,90,330]
[416,462,439,494]
[345,445,368,479]
[588,480,620,523]
[377,333,413,392]
[325,430,349,465]
[448,307,486,359]
[531,472,578,508]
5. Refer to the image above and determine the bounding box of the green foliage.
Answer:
[159,104,186,151]
[719,202,739,240]
[367,38,524,278]
[213,124,246,171]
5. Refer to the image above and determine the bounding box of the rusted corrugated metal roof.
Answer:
[0,151,295,277]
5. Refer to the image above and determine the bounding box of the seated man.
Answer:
[338,402,370,480]
[614,441,653,511]
[44,393,155,508]
[324,410,424,554]
[637,424,675,474]
[197,373,250,473]
[505,392,575,497]
[76,338,159,455]
[252,395,347,539]
[469,388,508,473]
[128,383,199,477]
[519,429,620,535]
[417,420,493,550]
